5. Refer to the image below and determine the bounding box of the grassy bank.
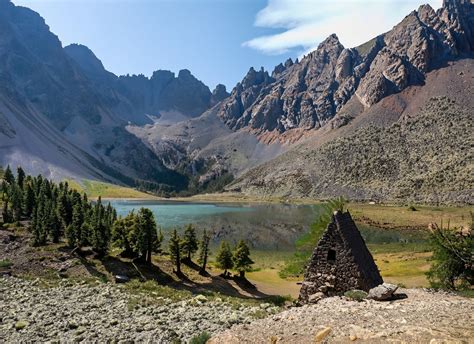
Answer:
[66,179,155,199]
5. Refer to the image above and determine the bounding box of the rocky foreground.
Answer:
[1,276,473,343]
[0,276,278,343]
[210,288,474,343]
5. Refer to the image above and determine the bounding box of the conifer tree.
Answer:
[4,165,14,185]
[215,241,233,277]
[233,240,254,278]
[69,203,83,247]
[112,215,135,256]
[198,230,211,275]
[181,224,198,262]
[31,204,41,246]
[50,207,61,243]
[136,208,158,264]
[2,198,12,224]
[65,224,76,248]
[91,197,110,256]
[23,183,35,218]
[16,166,25,190]
[168,229,182,274]
[10,184,22,222]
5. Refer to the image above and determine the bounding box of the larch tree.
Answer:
[181,224,198,262]
[136,208,158,265]
[197,230,211,275]
[215,241,233,277]
[16,166,25,190]
[233,240,254,278]
[4,165,14,185]
[168,229,182,274]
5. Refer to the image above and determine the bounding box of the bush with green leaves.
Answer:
[344,290,368,301]
[427,217,473,290]
[189,331,211,344]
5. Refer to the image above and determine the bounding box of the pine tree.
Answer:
[112,216,132,255]
[136,208,158,264]
[10,184,22,222]
[32,195,48,246]
[16,166,25,190]
[31,204,41,246]
[50,207,61,243]
[4,165,14,185]
[69,203,83,247]
[233,240,254,278]
[23,183,35,218]
[65,224,76,248]
[215,241,233,277]
[91,197,110,256]
[181,224,198,262]
[168,229,181,274]
[197,230,211,275]
[2,198,12,224]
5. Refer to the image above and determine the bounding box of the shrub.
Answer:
[344,290,368,301]
[426,218,473,290]
[0,259,12,268]
[190,331,211,344]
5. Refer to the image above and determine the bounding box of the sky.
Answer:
[13,0,442,90]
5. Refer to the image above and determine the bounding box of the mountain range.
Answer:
[0,0,472,203]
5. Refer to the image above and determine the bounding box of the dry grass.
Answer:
[374,251,432,288]
[350,203,473,229]
[66,179,155,199]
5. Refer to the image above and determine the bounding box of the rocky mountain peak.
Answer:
[319,33,341,48]
[177,69,193,80]
[216,0,474,136]
[241,67,273,90]
[64,44,111,81]
[211,84,229,105]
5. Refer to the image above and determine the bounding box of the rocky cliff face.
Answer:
[117,69,213,122]
[64,44,215,124]
[217,0,474,135]
[0,0,191,189]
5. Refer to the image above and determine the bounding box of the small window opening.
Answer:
[327,249,336,262]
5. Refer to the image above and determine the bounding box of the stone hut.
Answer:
[299,210,383,302]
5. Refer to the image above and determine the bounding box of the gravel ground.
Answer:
[0,276,278,343]
[210,288,474,343]
[1,276,473,343]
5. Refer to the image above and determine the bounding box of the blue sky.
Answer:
[13,0,442,91]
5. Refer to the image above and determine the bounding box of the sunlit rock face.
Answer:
[217,0,474,135]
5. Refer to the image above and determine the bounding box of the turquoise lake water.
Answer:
[108,200,426,251]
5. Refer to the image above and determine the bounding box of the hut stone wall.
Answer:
[299,211,383,303]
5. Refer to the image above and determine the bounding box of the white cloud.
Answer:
[244,0,443,55]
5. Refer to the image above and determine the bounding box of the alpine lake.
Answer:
[109,200,432,296]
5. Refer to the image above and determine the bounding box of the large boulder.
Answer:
[367,283,398,301]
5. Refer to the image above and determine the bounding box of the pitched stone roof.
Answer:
[334,211,383,285]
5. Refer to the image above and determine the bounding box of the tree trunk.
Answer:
[239,270,245,278]
[146,250,152,265]
[176,252,181,274]
[199,256,207,275]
